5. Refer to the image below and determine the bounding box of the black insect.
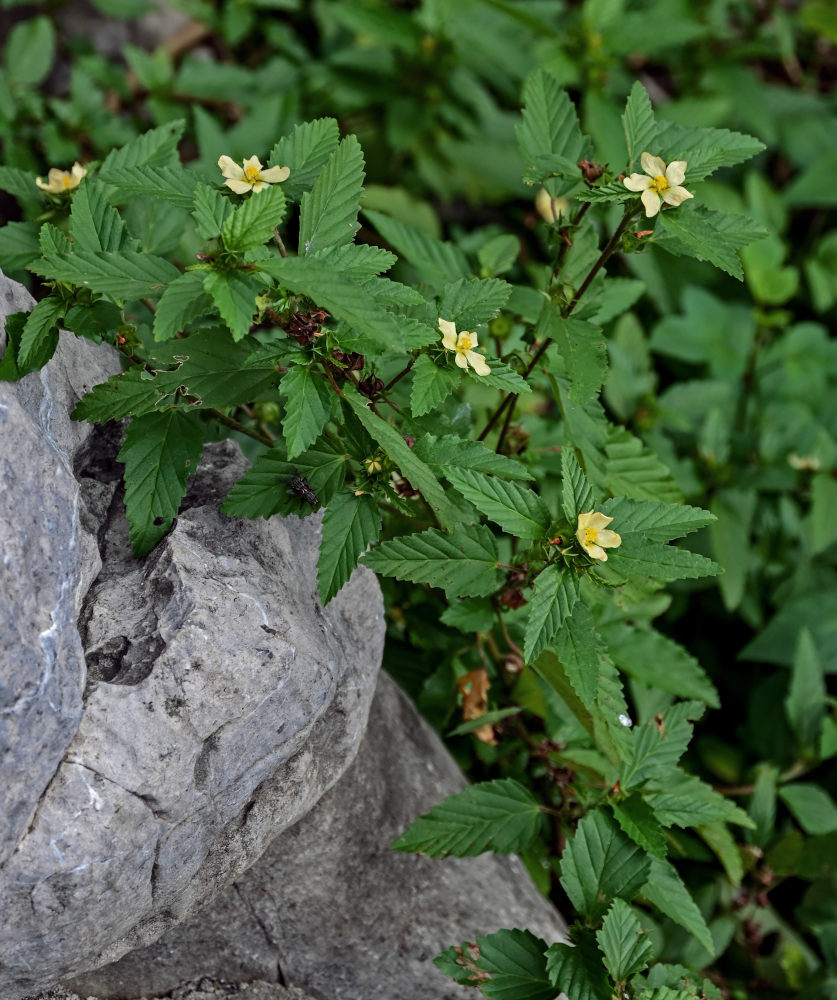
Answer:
[288,474,319,506]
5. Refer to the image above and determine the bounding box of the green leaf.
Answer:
[641,857,714,955]
[439,277,512,329]
[618,703,701,793]
[479,358,532,394]
[269,118,340,203]
[0,167,40,209]
[258,256,401,349]
[363,209,470,290]
[391,778,542,858]
[654,120,765,182]
[698,821,744,886]
[409,354,461,417]
[608,539,721,582]
[5,16,55,86]
[72,329,280,421]
[18,296,65,367]
[117,409,204,557]
[553,602,600,708]
[517,69,589,194]
[597,899,654,982]
[0,311,58,380]
[100,120,185,171]
[204,269,264,341]
[0,221,41,271]
[192,183,233,240]
[39,223,71,258]
[98,165,199,209]
[445,468,550,539]
[279,364,332,459]
[748,765,779,849]
[69,182,128,252]
[657,206,766,281]
[601,496,715,543]
[546,935,611,1000]
[740,590,837,668]
[647,772,754,829]
[622,82,657,173]
[447,708,522,737]
[601,623,719,708]
[552,315,608,404]
[343,384,459,528]
[478,234,520,276]
[523,565,580,665]
[785,629,827,753]
[310,243,396,280]
[298,135,365,255]
[222,184,287,252]
[153,270,214,342]
[561,448,595,523]
[220,439,345,519]
[363,523,502,598]
[30,250,180,299]
[779,784,837,835]
[611,796,668,858]
[413,433,533,481]
[317,491,381,605]
[473,929,555,1000]
[559,809,651,922]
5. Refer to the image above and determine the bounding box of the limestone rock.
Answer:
[0,270,384,999]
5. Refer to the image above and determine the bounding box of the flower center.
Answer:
[244,165,261,182]
[458,334,473,351]
[651,174,669,194]
[584,527,599,545]
[62,175,72,188]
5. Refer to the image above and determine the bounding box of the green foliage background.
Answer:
[1,1,836,998]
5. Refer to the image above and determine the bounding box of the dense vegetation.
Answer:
[1,1,836,998]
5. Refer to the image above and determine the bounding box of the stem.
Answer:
[553,201,590,279]
[384,355,417,392]
[273,228,288,257]
[494,392,518,454]
[208,408,273,446]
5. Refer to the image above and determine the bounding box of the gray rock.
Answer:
[70,673,568,1000]
[28,981,317,1000]
[0,270,384,999]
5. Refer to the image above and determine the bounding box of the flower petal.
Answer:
[453,351,469,370]
[623,172,651,192]
[663,185,693,207]
[577,511,595,531]
[466,351,490,376]
[259,164,290,183]
[665,160,687,186]
[218,155,244,180]
[242,155,263,172]
[35,176,49,191]
[438,318,458,350]
[225,177,254,194]
[641,152,666,178]
[251,181,268,192]
[71,162,87,181]
[596,529,621,548]
[641,188,661,218]
[588,544,608,561]
[586,512,613,531]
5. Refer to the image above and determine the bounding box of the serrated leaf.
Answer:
[413,433,533,481]
[39,223,71,258]
[657,206,766,281]
[478,234,519,276]
[608,539,721,582]
[98,165,199,209]
[0,221,41,271]
[523,564,580,664]
[0,311,58,380]
[269,118,340,203]
[362,523,502,598]
[192,183,233,240]
[410,354,461,416]
[298,135,365,255]
[601,496,715,542]
[472,929,554,1000]
[641,858,714,955]
[779,784,837,835]
[153,270,214,342]
[698,821,743,885]
[611,797,668,858]
[204,269,264,341]
[19,296,65,367]
[70,182,128,252]
[343,384,458,528]
[654,120,765,182]
[517,69,589,195]
[310,243,396,280]
[553,601,600,707]
[118,409,204,557]
[559,809,651,922]
[317,491,381,605]
[561,448,595,523]
[72,329,280,421]
[446,468,550,539]
[222,184,287,252]
[618,703,701,793]
[279,364,332,459]
[100,120,185,171]
[553,315,607,404]
[785,628,826,754]
[597,899,654,982]
[30,250,180,299]
[363,208,470,290]
[439,277,512,329]
[546,935,610,1000]
[647,772,754,829]
[392,778,542,858]
[479,357,532,393]
[622,82,658,174]
[0,166,40,208]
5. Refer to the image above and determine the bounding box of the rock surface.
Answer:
[68,672,568,1000]
[0,270,384,999]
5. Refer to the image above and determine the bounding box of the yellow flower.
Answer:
[438,318,490,376]
[535,188,569,224]
[218,154,290,194]
[35,162,86,194]
[364,455,383,475]
[623,152,693,219]
[576,510,621,562]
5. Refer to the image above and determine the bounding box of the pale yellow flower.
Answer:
[576,510,621,561]
[535,188,569,224]
[218,154,290,194]
[439,318,490,377]
[787,453,821,471]
[35,162,86,194]
[623,152,693,219]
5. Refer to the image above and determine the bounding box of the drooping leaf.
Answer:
[523,564,580,664]
[597,899,654,982]
[647,772,755,829]
[391,778,542,857]
[0,310,58,380]
[445,468,551,540]
[279,364,333,459]
[317,491,381,605]
[18,296,65,367]
[298,135,365,255]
